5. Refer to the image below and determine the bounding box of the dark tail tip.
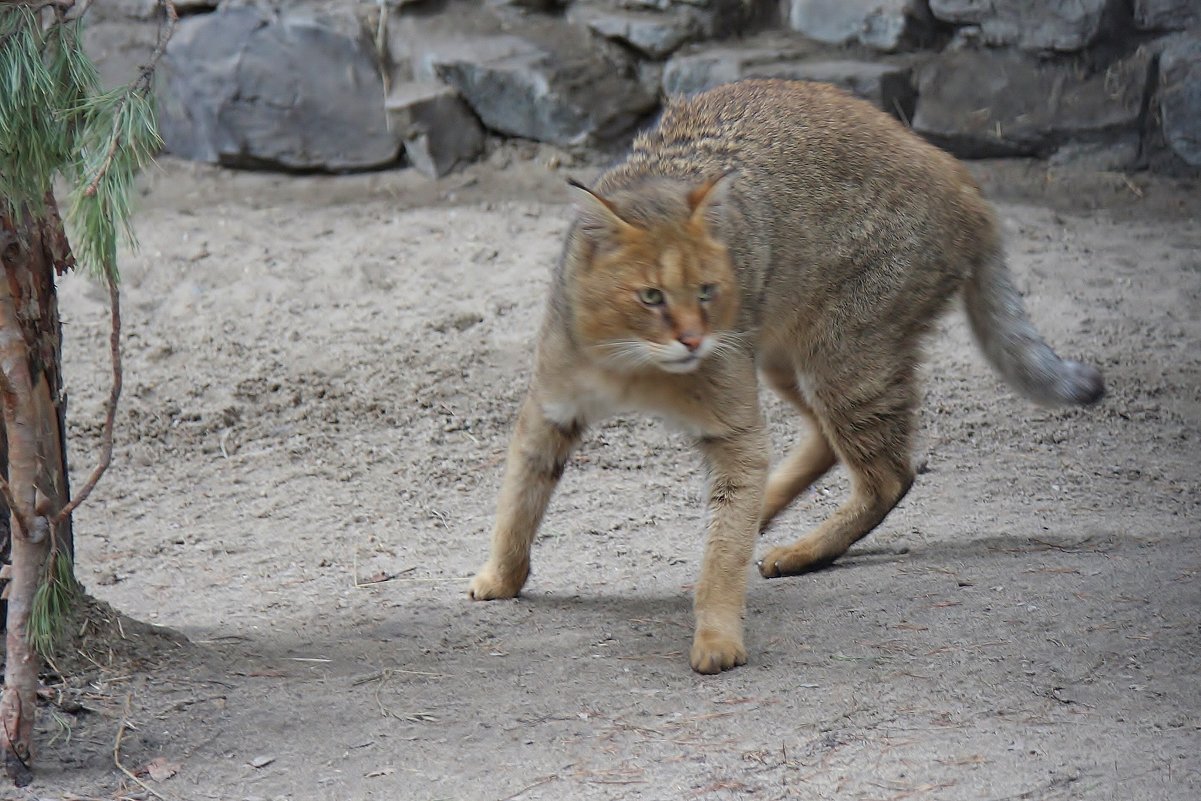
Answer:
[1060,360,1105,406]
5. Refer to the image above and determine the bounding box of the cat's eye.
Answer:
[637,288,665,306]
[698,284,717,302]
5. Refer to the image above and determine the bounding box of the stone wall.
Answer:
[86,0,1201,176]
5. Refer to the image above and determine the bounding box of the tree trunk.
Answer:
[0,200,76,786]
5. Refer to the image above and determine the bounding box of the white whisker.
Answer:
[593,340,656,369]
[707,331,753,361]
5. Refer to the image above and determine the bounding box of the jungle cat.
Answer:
[468,79,1104,674]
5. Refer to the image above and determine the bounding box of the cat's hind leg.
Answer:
[759,363,837,530]
[758,367,917,578]
[469,394,584,600]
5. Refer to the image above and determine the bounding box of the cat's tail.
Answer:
[963,247,1104,406]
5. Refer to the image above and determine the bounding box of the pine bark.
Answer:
[0,200,75,786]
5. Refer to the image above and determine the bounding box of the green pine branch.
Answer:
[29,550,80,659]
[0,4,164,278]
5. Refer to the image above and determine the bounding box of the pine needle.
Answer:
[30,551,81,659]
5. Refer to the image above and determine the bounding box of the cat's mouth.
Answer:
[657,338,715,373]
[658,353,703,373]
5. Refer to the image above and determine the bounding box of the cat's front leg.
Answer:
[469,392,584,600]
[691,424,768,673]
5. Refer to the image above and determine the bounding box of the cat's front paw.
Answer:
[690,629,747,674]
[467,563,527,600]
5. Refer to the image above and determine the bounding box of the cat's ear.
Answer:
[567,178,635,239]
[687,170,736,232]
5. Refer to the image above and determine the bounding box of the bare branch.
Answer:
[0,478,33,541]
[53,270,120,525]
[136,0,179,94]
[114,694,171,801]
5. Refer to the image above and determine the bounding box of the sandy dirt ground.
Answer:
[11,149,1200,800]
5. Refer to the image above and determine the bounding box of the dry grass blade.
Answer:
[113,693,171,801]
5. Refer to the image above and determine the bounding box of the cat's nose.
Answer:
[678,333,703,352]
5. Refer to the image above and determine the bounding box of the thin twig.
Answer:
[53,271,120,525]
[64,0,93,22]
[496,775,558,801]
[82,133,123,201]
[81,0,177,198]
[137,0,178,91]
[113,694,170,801]
[0,476,34,538]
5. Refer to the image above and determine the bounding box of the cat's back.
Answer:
[623,79,973,196]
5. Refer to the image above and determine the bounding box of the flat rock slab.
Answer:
[160,7,400,171]
[786,0,933,52]
[1135,0,1201,31]
[912,47,1153,157]
[663,40,915,116]
[569,6,702,59]
[386,82,485,178]
[929,0,1121,52]
[1159,35,1201,166]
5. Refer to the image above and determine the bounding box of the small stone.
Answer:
[386,82,485,178]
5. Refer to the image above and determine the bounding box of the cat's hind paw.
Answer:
[757,543,834,578]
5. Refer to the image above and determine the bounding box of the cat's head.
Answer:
[565,175,741,375]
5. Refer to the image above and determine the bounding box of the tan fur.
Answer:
[468,80,1104,674]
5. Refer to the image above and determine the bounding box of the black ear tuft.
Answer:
[567,178,635,240]
[687,170,736,231]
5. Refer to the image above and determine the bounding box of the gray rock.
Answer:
[570,6,703,59]
[749,60,916,118]
[662,46,756,96]
[486,0,566,10]
[1134,0,1201,31]
[912,48,1153,157]
[928,0,1121,52]
[94,0,161,19]
[663,37,816,96]
[81,19,161,91]
[159,7,400,170]
[1159,35,1201,166]
[785,0,934,52]
[663,40,915,116]
[614,0,768,37]
[411,35,537,83]
[386,82,485,178]
[96,0,213,18]
[410,16,656,148]
[1049,135,1142,170]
